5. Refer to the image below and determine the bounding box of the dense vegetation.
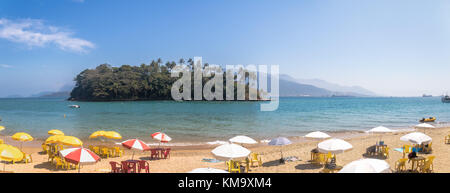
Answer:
[69,58,262,101]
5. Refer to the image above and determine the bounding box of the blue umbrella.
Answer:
[269,137,292,146]
[268,137,292,163]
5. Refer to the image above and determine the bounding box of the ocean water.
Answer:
[0,97,449,144]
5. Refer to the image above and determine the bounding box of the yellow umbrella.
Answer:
[11,132,33,150]
[0,144,23,171]
[104,131,122,140]
[45,135,83,147]
[48,129,64,136]
[57,136,83,147]
[45,135,65,144]
[12,132,33,142]
[89,131,107,139]
[0,126,5,131]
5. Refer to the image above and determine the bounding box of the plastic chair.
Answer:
[101,147,110,158]
[162,148,171,159]
[249,153,262,167]
[402,145,411,158]
[383,147,389,158]
[420,156,435,173]
[109,161,122,173]
[395,158,408,172]
[445,135,450,144]
[138,160,150,173]
[229,160,241,173]
[113,147,123,157]
[150,149,159,159]
[22,152,32,164]
[54,157,66,170]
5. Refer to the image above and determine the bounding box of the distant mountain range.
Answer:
[278,74,377,97]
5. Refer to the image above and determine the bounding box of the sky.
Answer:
[1,0,450,97]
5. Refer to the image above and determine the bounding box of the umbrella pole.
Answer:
[78,164,81,173]
[132,151,135,160]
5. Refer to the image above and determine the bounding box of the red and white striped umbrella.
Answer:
[121,139,150,151]
[151,132,172,143]
[59,147,100,165]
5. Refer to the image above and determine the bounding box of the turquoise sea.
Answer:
[0,97,449,144]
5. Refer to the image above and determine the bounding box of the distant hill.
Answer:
[279,74,377,97]
[278,78,332,97]
[38,91,71,98]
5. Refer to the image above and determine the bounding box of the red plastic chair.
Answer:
[138,160,150,173]
[162,148,171,159]
[150,149,159,159]
[121,161,137,173]
[109,161,122,173]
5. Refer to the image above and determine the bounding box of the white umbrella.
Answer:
[338,158,391,173]
[415,123,435,133]
[211,143,251,161]
[415,123,435,129]
[366,126,395,133]
[400,132,432,145]
[229,136,257,144]
[366,126,395,143]
[188,168,229,173]
[304,131,331,139]
[318,138,353,154]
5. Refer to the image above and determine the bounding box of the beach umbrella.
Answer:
[89,131,107,139]
[304,131,331,140]
[366,126,394,133]
[400,132,432,145]
[121,139,150,159]
[268,137,292,162]
[59,147,101,173]
[338,158,391,173]
[45,135,65,144]
[366,126,395,143]
[151,132,172,143]
[414,123,435,133]
[104,131,122,140]
[318,138,353,154]
[211,143,251,161]
[229,135,258,144]
[189,167,229,173]
[0,144,23,171]
[48,129,64,136]
[57,136,83,147]
[11,132,34,150]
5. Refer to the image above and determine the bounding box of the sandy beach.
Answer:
[1,126,449,173]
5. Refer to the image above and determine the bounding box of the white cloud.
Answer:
[0,18,94,53]
[0,64,12,68]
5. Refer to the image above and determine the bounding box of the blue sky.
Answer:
[1,0,450,97]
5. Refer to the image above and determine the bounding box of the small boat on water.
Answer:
[69,105,80,108]
[442,95,450,103]
[420,117,436,123]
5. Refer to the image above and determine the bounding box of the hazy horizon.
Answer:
[1,0,450,97]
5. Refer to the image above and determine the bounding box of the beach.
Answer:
[2,126,449,173]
